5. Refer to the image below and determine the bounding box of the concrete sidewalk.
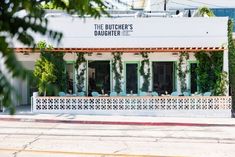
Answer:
[0,113,235,127]
[0,105,234,126]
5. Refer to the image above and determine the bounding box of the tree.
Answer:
[197,7,215,17]
[228,19,235,110]
[34,56,57,96]
[0,0,107,114]
[36,41,67,93]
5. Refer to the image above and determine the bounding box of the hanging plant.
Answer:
[75,52,86,92]
[112,52,123,93]
[177,52,189,92]
[139,52,150,92]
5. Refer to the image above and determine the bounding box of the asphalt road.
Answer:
[0,120,234,157]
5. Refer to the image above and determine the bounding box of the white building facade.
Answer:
[9,16,232,117]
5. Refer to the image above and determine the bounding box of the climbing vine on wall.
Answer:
[139,52,150,92]
[214,71,228,96]
[75,52,86,92]
[194,51,225,95]
[112,52,123,93]
[177,52,189,92]
[228,19,235,109]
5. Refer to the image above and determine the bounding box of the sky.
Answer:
[108,0,235,11]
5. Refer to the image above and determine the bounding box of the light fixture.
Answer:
[134,52,139,55]
[172,52,178,56]
[23,51,30,55]
[97,52,102,56]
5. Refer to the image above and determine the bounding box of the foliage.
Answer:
[34,57,57,96]
[112,52,123,93]
[177,52,189,92]
[0,0,107,114]
[139,52,150,92]
[197,7,215,17]
[75,52,86,92]
[36,41,66,94]
[228,19,235,109]
[195,52,211,93]
[195,51,225,95]
[39,0,107,17]
[40,1,66,10]
[214,72,228,96]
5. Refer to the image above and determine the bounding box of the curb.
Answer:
[0,117,234,127]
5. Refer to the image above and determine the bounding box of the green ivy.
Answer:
[214,71,228,96]
[195,51,225,95]
[112,52,123,93]
[75,52,86,93]
[139,52,150,92]
[177,52,189,92]
[228,19,235,109]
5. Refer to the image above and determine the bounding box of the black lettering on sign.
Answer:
[94,23,133,36]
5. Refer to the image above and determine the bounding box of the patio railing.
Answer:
[32,96,232,117]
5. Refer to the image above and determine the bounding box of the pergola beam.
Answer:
[14,47,225,53]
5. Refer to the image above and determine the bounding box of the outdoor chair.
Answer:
[151,91,159,96]
[91,92,101,97]
[119,92,127,96]
[183,92,190,96]
[110,92,117,96]
[139,91,147,96]
[77,92,85,96]
[203,92,211,96]
[59,92,66,96]
[171,91,180,96]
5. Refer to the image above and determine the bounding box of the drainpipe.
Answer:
[164,0,167,11]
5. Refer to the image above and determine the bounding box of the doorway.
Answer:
[190,63,198,93]
[88,61,110,95]
[66,63,75,94]
[125,63,138,94]
[152,62,174,95]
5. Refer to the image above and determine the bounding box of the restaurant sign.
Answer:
[94,24,133,36]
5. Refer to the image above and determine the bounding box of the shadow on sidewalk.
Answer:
[0,105,33,115]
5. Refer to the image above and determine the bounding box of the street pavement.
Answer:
[0,105,235,157]
[0,120,234,157]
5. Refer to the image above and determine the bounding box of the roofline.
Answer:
[14,47,225,53]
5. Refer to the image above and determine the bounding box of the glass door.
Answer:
[126,63,138,94]
[152,62,174,95]
[66,63,75,94]
[190,63,198,93]
[88,61,110,95]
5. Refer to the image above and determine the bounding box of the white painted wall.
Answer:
[0,54,31,106]
[14,17,228,48]
[16,52,198,95]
